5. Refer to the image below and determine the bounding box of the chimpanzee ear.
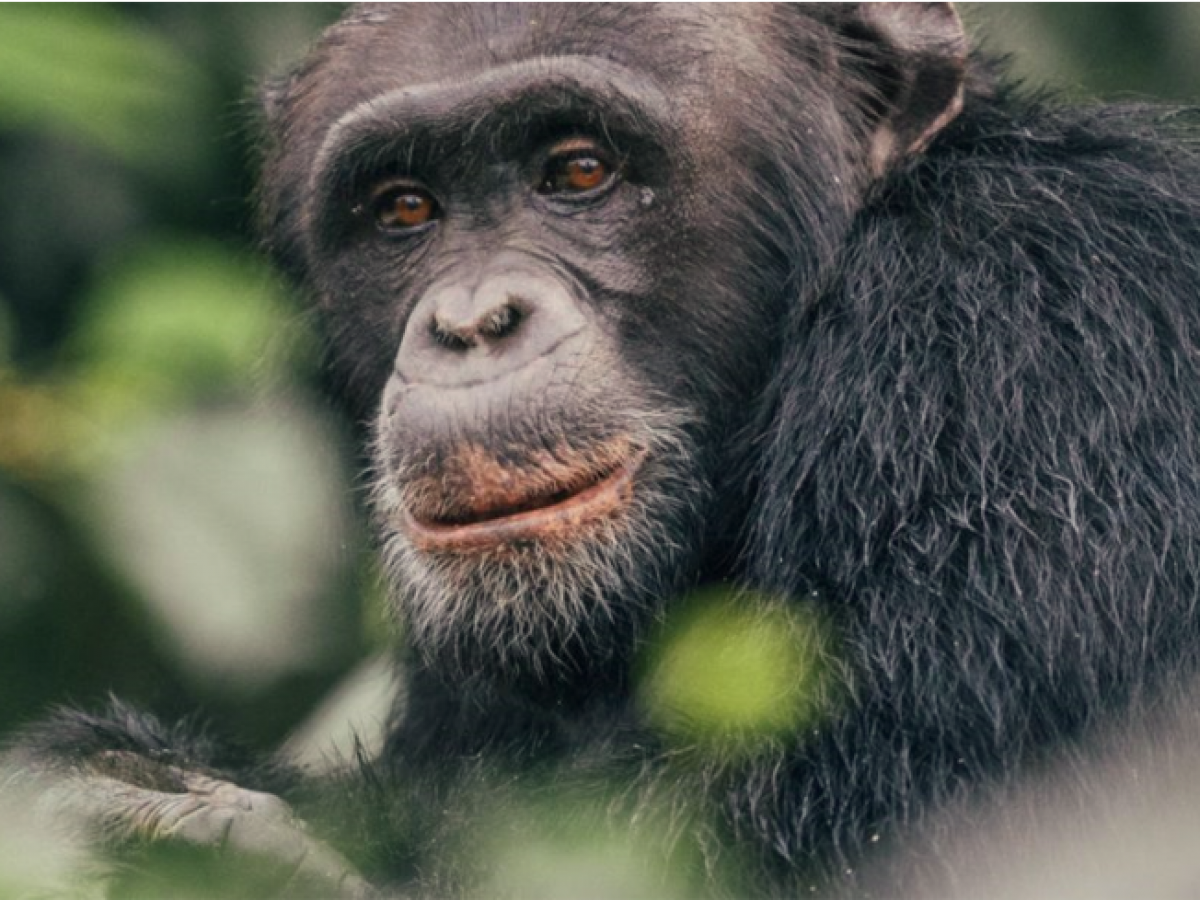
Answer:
[835,2,968,175]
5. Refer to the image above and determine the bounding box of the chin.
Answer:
[371,413,708,687]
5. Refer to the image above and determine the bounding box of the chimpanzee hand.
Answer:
[5,704,378,899]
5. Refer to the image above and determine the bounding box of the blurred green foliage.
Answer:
[71,242,298,408]
[638,589,841,756]
[0,4,1197,899]
[0,5,208,166]
[0,3,349,748]
[476,794,707,900]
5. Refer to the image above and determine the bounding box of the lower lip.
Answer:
[403,454,645,553]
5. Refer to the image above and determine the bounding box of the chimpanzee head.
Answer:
[259,3,967,691]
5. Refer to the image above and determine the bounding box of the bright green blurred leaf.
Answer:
[74,239,299,388]
[638,589,842,755]
[60,239,314,468]
[0,4,210,165]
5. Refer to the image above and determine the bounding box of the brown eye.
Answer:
[562,157,610,192]
[540,142,616,196]
[370,186,439,231]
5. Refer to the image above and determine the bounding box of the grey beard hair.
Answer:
[370,406,709,682]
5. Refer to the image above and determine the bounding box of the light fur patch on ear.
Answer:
[870,83,965,176]
[861,2,969,176]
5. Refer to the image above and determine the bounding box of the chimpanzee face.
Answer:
[259,3,956,687]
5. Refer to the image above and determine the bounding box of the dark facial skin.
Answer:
[259,4,877,692]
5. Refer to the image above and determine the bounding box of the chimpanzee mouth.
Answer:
[403,450,648,553]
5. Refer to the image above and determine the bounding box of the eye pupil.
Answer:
[562,157,608,192]
[568,159,604,189]
[372,187,438,231]
[541,145,615,196]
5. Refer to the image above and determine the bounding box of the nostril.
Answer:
[429,317,474,352]
[479,303,524,341]
[430,302,525,352]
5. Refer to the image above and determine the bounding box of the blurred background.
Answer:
[0,3,1197,893]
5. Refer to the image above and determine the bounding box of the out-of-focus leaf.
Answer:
[60,238,315,471]
[0,377,90,481]
[73,239,302,391]
[85,400,356,694]
[0,766,96,900]
[0,5,210,165]
[637,589,843,756]
[478,795,703,900]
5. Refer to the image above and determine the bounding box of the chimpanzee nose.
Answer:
[429,282,524,350]
[395,268,589,387]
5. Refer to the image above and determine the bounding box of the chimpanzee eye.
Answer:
[368,183,440,232]
[539,140,618,196]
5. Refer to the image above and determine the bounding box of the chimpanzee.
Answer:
[11,3,1200,897]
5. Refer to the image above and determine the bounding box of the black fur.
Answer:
[13,5,1200,897]
[14,698,294,801]
[748,85,1200,879]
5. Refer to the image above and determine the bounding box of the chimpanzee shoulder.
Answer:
[744,69,1200,880]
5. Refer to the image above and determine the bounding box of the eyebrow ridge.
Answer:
[310,54,675,195]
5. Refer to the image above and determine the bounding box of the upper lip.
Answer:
[403,450,646,552]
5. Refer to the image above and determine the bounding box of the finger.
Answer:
[36,774,207,845]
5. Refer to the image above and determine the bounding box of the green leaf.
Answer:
[70,239,307,403]
[0,5,209,163]
[638,588,843,756]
